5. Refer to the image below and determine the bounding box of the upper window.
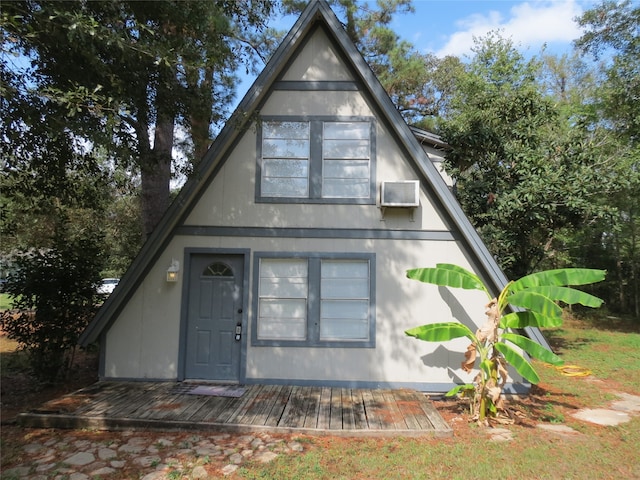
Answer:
[252,253,375,348]
[258,117,376,203]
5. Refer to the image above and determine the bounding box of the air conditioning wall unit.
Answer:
[380,181,420,207]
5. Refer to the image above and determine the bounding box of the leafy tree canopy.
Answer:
[438,33,614,278]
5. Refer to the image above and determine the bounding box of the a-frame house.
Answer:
[80,0,546,393]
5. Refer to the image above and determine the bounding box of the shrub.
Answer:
[0,229,103,382]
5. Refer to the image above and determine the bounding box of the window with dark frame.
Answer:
[253,253,375,348]
[258,117,375,203]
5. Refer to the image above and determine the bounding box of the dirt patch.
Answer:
[1,342,99,423]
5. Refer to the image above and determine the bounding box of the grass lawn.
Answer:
[0,293,14,310]
[1,311,639,479]
[236,311,640,479]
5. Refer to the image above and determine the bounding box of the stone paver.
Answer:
[5,431,303,478]
[536,424,580,436]
[573,408,631,426]
[610,393,640,413]
[572,391,640,426]
[486,427,514,442]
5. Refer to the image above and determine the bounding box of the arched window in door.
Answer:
[202,262,234,278]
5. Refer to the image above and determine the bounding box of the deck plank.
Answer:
[224,385,264,425]
[317,387,332,430]
[165,394,213,422]
[418,396,453,432]
[329,388,343,430]
[371,389,395,429]
[69,382,130,415]
[279,386,307,428]
[302,387,321,429]
[202,396,240,423]
[137,384,186,420]
[341,389,355,430]
[73,382,136,416]
[102,383,167,418]
[17,382,452,437]
[382,390,408,430]
[242,385,278,426]
[350,389,368,430]
[265,385,292,427]
[394,390,426,430]
[361,389,382,430]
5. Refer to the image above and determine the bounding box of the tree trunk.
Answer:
[188,66,214,166]
[141,114,173,238]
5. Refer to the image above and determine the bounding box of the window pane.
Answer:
[323,139,369,158]
[322,159,369,178]
[262,157,309,197]
[322,260,369,278]
[264,121,309,139]
[258,259,308,341]
[324,122,369,139]
[321,299,369,319]
[320,260,370,340]
[262,159,308,178]
[263,139,309,158]
[260,276,308,298]
[320,318,369,340]
[203,262,233,277]
[257,301,307,340]
[259,298,307,318]
[262,176,309,197]
[322,277,369,298]
[323,178,369,198]
[262,122,310,198]
[261,258,308,278]
[322,122,370,199]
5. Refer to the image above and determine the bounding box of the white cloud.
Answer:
[435,1,586,58]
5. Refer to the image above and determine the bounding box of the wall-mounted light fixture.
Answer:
[166,259,180,282]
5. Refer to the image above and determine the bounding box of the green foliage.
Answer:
[405,263,604,423]
[407,264,489,294]
[573,0,640,318]
[0,226,103,382]
[438,32,616,280]
[1,0,277,237]
[405,322,475,343]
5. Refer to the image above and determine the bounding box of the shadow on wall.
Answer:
[376,261,487,387]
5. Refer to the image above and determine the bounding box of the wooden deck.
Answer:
[18,382,452,437]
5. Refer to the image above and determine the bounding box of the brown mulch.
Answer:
[0,343,100,423]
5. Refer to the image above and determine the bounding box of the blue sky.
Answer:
[236,1,597,107]
[397,0,596,58]
[271,0,597,59]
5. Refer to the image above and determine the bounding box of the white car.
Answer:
[97,278,119,296]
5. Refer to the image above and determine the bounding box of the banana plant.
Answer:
[405,264,605,423]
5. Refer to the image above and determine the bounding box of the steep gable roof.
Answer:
[80,0,549,349]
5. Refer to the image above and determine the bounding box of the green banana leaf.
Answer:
[435,263,486,287]
[406,265,489,295]
[501,332,564,366]
[500,311,563,329]
[494,342,541,384]
[519,286,603,308]
[445,384,475,397]
[479,358,494,378]
[507,290,563,318]
[405,322,475,342]
[510,268,606,292]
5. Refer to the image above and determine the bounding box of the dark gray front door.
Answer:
[184,254,244,381]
